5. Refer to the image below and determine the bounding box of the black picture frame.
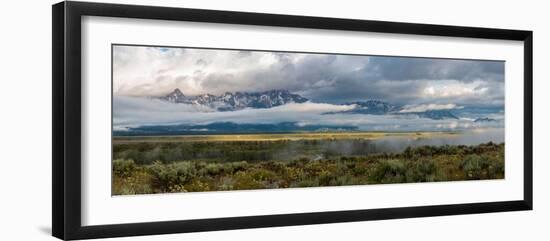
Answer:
[52,1,533,240]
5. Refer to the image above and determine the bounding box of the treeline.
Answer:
[112,142,504,195]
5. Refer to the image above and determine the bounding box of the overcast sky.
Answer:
[113,45,504,107]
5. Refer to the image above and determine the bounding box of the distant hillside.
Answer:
[114,122,358,136]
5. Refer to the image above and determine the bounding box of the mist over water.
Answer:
[272,128,504,160]
[364,128,503,153]
[113,128,505,163]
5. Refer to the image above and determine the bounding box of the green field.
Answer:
[112,132,504,195]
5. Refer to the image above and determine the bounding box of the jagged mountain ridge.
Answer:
[412,110,459,120]
[160,88,308,111]
[339,100,401,115]
[159,88,460,120]
[324,100,459,120]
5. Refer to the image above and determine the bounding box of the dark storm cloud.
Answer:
[256,54,504,106]
[362,56,504,83]
[114,46,504,107]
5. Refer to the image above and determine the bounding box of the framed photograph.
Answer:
[52,1,533,240]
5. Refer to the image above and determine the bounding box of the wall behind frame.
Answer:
[0,0,547,240]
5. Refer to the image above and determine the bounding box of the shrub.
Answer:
[292,179,320,188]
[168,184,187,193]
[230,161,248,173]
[408,159,437,182]
[249,168,277,182]
[351,162,370,176]
[204,163,223,176]
[218,176,235,190]
[317,170,338,186]
[370,159,407,183]
[233,171,263,190]
[490,157,505,178]
[284,167,305,182]
[112,168,153,195]
[184,179,211,192]
[304,160,324,176]
[264,161,287,173]
[333,174,355,186]
[112,159,136,178]
[460,154,489,179]
[112,141,504,194]
[148,161,197,191]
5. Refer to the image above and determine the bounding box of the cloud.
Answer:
[113,96,355,127]
[113,45,504,107]
[362,57,504,83]
[399,103,463,113]
[114,96,503,132]
[422,80,489,98]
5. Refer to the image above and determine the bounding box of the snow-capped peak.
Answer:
[158,89,308,111]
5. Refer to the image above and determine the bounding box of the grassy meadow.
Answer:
[112,132,504,195]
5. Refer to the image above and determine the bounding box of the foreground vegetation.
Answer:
[112,139,504,195]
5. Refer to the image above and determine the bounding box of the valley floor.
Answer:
[113,131,457,143]
[112,135,504,195]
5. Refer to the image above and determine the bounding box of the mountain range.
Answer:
[112,89,501,136]
[160,88,308,111]
[158,88,468,120]
[323,100,458,120]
